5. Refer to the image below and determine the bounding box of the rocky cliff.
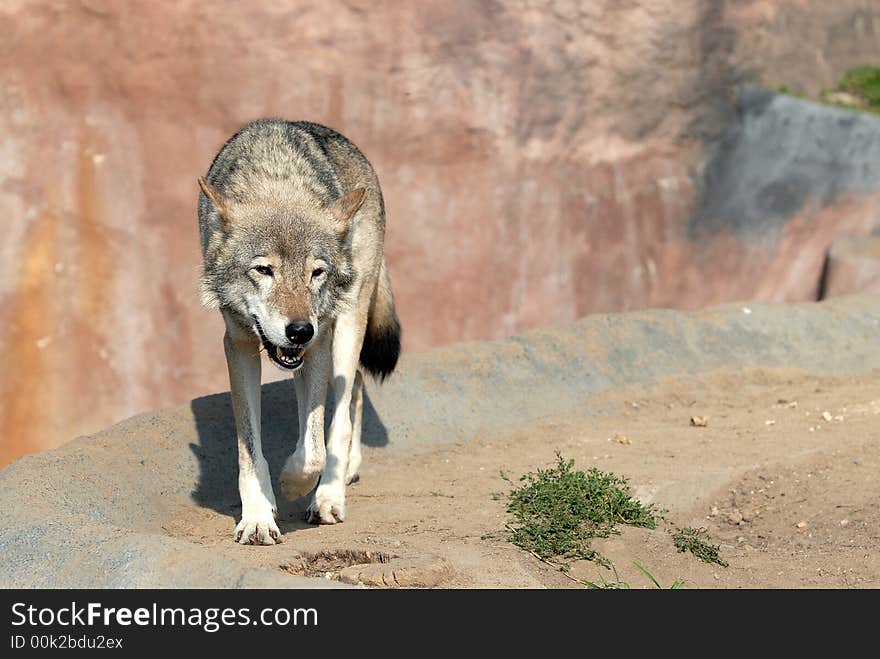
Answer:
[2,0,880,464]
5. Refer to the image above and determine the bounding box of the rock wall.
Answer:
[2,0,880,464]
[822,234,880,298]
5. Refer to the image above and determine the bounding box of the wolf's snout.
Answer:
[285,322,314,345]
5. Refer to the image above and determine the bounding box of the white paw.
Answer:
[280,453,322,500]
[234,511,282,545]
[307,483,346,524]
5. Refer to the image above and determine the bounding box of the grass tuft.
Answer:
[779,65,880,115]
[672,526,729,567]
[505,452,663,568]
[837,66,880,108]
[584,562,685,589]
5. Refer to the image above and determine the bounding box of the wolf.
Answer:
[197,119,401,545]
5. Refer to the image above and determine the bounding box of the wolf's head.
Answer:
[198,177,364,371]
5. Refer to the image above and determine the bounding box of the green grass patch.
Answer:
[778,65,880,115]
[584,562,685,589]
[504,453,663,568]
[837,66,880,108]
[775,84,804,99]
[672,526,729,567]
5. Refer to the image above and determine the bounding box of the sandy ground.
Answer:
[165,368,880,588]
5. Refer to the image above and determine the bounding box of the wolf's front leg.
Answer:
[308,311,367,524]
[224,326,281,545]
[280,334,331,500]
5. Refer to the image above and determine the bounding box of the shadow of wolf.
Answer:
[189,380,388,531]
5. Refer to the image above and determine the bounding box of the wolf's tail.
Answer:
[359,259,401,382]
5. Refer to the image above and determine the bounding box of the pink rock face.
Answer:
[2,0,880,465]
[822,235,880,299]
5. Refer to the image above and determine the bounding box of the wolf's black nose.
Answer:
[285,322,314,345]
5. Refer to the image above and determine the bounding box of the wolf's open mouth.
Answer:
[269,344,303,370]
[253,318,304,371]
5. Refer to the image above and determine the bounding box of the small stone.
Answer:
[727,511,743,525]
[822,411,833,422]
[840,519,850,527]
[765,420,776,426]
[710,506,719,516]
[339,555,453,588]
[690,416,708,427]
[612,434,632,445]
[796,521,807,529]
[834,415,844,422]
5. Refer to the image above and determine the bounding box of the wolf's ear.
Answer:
[329,188,366,236]
[198,176,232,227]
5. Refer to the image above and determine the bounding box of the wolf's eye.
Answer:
[253,265,273,277]
[311,267,326,279]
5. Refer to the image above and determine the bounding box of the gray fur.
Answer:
[197,118,401,542]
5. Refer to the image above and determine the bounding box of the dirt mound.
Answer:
[0,295,878,587]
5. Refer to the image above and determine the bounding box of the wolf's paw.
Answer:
[345,453,361,485]
[306,484,346,524]
[280,455,322,500]
[234,514,282,546]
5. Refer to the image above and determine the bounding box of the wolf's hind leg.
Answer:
[345,369,364,485]
[224,326,281,545]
